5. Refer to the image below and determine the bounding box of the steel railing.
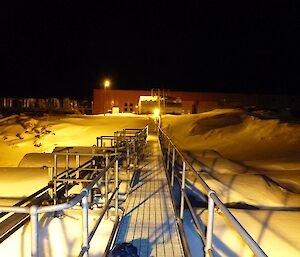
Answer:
[0,126,149,257]
[0,155,121,257]
[158,127,267,257]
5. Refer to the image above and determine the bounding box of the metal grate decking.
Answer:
[115,135,184,257]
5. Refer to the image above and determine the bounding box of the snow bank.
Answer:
[0,114,150,167]
[162,109,300,256]
[162,109,300,207]
[195,208,300,257]
[162,109,300,164]
[0,114,149,204]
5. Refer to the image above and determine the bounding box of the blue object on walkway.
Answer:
[108,242,139,257]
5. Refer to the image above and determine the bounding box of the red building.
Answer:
[93,89,300,114]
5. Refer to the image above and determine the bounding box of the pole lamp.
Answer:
[103,80,110,116]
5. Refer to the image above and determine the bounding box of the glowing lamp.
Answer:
[154,108,160,117]
[104,80,110,88]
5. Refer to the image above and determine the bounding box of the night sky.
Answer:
[1,1,299,99]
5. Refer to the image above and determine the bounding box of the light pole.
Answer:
[103,80,110,116]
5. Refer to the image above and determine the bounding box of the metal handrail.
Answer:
[158,127,268,257]
[0,155,121,257]
[0,126,149,257]
[54,151,121,157]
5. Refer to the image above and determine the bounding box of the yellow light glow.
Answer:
[104,80,110,88]
[154,108,160,117]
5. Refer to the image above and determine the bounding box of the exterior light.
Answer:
[103,79,110,116]
[104,80,110,88]
[154,108,160,117]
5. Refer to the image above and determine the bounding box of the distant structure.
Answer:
[93,88,300,114]
[0,97,92,116]
[138,95,182,114]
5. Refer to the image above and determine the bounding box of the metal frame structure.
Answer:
[0,126,148,257]
[158,127,268,257]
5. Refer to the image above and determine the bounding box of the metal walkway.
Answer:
[115,135,184,257]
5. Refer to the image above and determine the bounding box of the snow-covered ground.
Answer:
[0,114,150,201]
[0,113,150,257]
[0,208,116,257]
[0,114,150,167]
[1,110,300,256]
[162,109,300,256]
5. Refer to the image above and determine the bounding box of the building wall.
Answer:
[93,89,151,114]
[93,89,300,114]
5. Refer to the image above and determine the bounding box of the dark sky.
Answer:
[1,1,299,99]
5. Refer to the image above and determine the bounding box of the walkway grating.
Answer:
[115,136,184,257]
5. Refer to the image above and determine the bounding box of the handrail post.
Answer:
[127,145,130,173]
[166,141,171,171]
[105,154,109,219]
[48,167,53,199]
[82,189,89,257]
[146,125,149,138]
[171,147,175,187]
[53,154,57,204]
[180,160,186,220]
[76,154,80,178]
[115,157,119,219]
[205,190,215,257]
[66,148,69,170]
[127,145,130,192]
[30,206,39,257]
